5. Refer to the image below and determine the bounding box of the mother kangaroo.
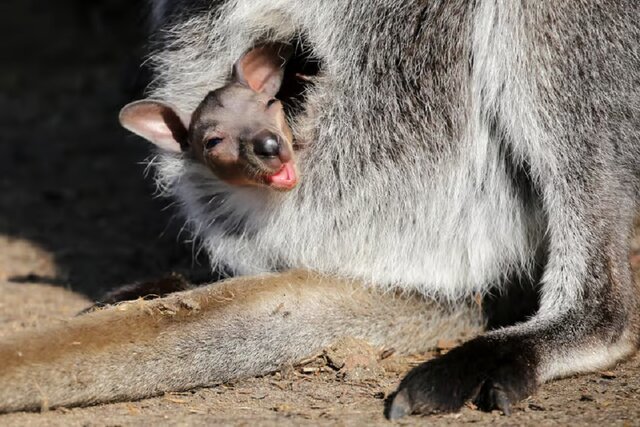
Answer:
[1,0,638,419]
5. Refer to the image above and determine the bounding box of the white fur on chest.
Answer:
[157,141,539,300]
[151,0,541,299]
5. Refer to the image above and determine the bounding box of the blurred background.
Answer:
[0,0,208,298]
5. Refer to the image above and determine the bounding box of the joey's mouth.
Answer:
[264,162,298,191]
[237,160,298,191]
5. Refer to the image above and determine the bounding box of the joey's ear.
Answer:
[119,100,190,152]
[232,43,292,97]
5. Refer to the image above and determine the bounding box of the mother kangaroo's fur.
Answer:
[1,0,639,418]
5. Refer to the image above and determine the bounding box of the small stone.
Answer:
[528,403,546,411]
[600,371,617,379]
[373,391,385,399]
[273,403,292,413]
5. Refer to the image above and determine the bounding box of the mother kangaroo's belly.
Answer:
[200,158,543,300]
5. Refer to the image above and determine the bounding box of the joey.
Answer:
[120,44,298,191]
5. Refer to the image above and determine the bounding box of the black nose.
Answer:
[253,134,280,157]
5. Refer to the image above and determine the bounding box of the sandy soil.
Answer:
[1,1,639,425]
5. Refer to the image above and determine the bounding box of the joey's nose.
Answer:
[253,133,280,157]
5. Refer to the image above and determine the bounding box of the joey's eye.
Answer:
[205,137,223,150]
[266,98,278,107]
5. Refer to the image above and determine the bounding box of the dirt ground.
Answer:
[1,1,639,426]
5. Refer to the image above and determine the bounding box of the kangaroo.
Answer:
[120,44,299,191]
[1,0,639,420]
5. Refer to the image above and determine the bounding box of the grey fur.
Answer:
[150,0,544,298]
[148,0,640,410]
[0,0,638,416]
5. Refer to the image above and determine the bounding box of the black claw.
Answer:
[386,390,411,420]
[492,384,512,415]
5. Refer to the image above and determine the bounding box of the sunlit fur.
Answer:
[0,0,636,415]
[150,0,545,300]
[149,0,640,399]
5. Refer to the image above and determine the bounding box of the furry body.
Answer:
[0,0,638,417]
[151,0,544,299]
[0,272,482,412]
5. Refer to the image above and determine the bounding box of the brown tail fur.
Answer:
[0,270,482,413]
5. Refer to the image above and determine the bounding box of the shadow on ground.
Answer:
[0,0,208,298]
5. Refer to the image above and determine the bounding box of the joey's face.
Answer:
[189,84,298,191]
[119,44,298,191]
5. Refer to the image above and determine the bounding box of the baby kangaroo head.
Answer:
[190,51,297,190]
[119,44,298,191]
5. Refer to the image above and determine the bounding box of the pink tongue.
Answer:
[268,162,297,188]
